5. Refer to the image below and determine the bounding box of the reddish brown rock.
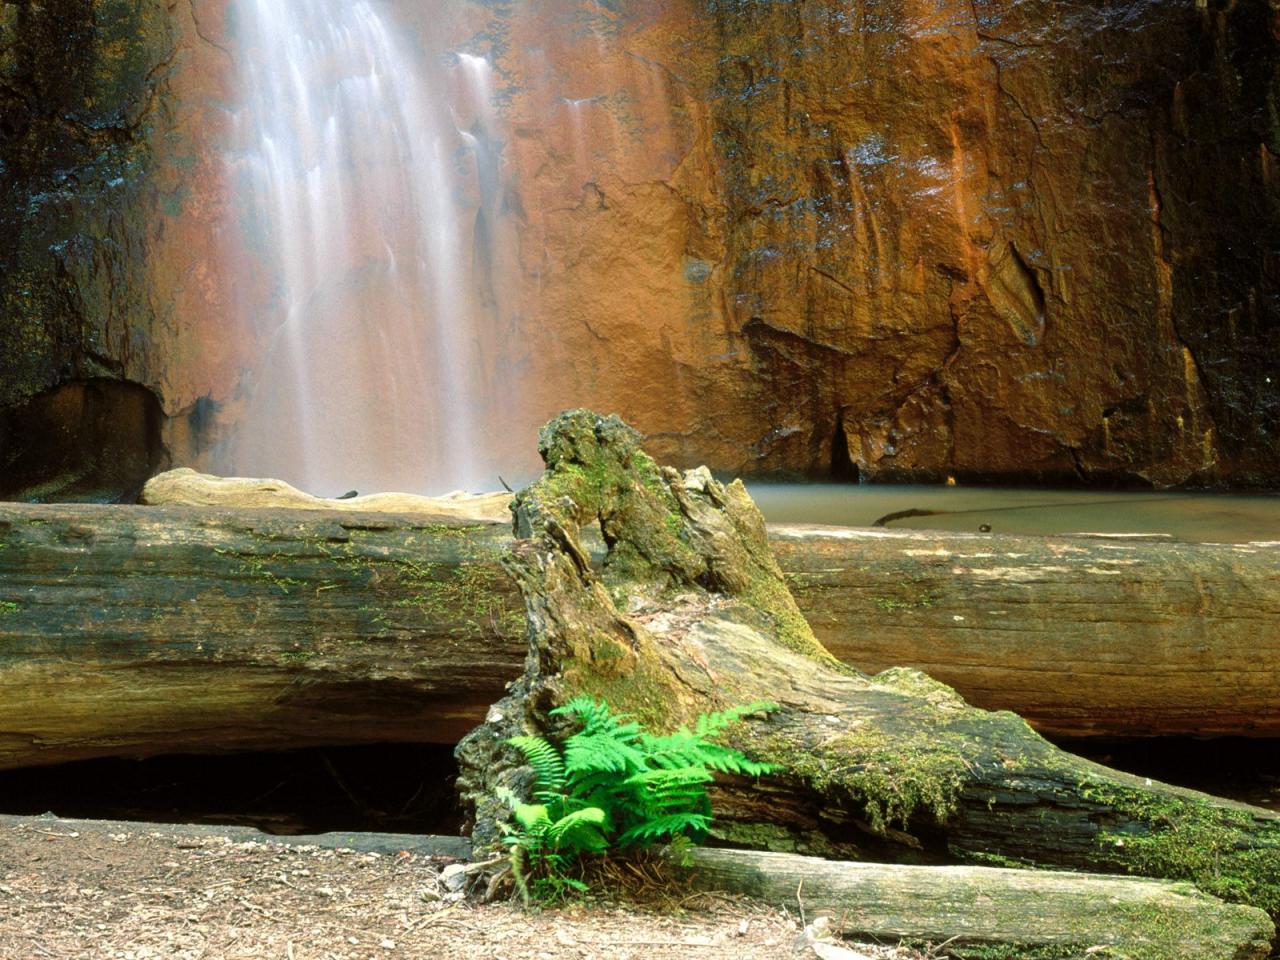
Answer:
[0,0,250,495]
[487,0,1280,487]
[3,1,1278,493]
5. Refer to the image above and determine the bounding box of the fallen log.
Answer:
[2,503,1279,769]
[131,468,1280,737]
[778,525,1280,738]
[455,411,1280,919]
[0,503,524,767]
[686,847,1274,959]
[138,467,514,521]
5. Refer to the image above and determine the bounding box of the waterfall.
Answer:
[224,0,493,495]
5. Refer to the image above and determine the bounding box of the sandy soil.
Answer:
[0,817,922,960]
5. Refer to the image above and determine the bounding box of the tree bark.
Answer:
[786,525,1280,738]
[2,497,1279,768]
[0,503,524,767]
[453,410,1280,921]
[686,847,1274,960]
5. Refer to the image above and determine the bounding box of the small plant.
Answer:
[499,696,776,904]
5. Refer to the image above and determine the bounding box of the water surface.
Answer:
[748,484,1280,544]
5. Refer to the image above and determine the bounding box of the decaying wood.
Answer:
[779,525,1280,738]
[454,410,1280,921]
[0,503,524,768]
[685,847,1274,960]
[136,466,1280,737]
[2,499,1279,769]
[140,467,514,521]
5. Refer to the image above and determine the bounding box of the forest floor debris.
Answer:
[0,816,926,960]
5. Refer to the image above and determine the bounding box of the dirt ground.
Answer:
[0,816,923,960]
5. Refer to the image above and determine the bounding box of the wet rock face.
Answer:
[2,0,1278,491]
[496,0,1280,486]
[0,0,169,408]
[0,0,242,496]
[762,0,1278,485]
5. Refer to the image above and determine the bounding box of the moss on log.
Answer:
[686,848,1274,960]
[454,410,1280,920]
[1,496,1279,770]
[0,504,523,766]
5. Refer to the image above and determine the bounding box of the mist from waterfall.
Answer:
[223,0,497,495]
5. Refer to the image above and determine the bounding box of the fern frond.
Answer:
[548,807,609,854]
[693,700,778,737]
[617,812,711,847]
[511,801,552,833]
[637,729,716,770]
[685,740,776,776]
[637,731,775,777]
[552,697,642,741]
[563,731,646,776]
[624,766,714,790]
[508,735,568,795]
[550,695,607,727]
[497,698,779,902]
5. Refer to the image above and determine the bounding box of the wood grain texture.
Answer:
[1,505,1278,769]
[775,525,1280,737]
[0,503,523,767]
[686,848,1275,960]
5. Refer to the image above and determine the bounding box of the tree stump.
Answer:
[454,410,1280,922]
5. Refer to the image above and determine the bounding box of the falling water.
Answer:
[224,1,493,495]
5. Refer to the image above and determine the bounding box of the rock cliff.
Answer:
[0,0,241,499]
[2,0,1277,496]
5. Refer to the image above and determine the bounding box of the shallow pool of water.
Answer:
[747,484,1280,544]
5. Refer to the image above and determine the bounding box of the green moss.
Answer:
[905,942,1089,960]
[1081,777,1280,914]
[214,549,304,595]
[873,667,969,708]
[761,721,968,834]
[742,576,836,663]
[526,412,703,589]
[563,643,695,734]
[744,669,993,835]
[393,558,521,633]
[0,601,19,615]
[872,594,936,612]
[709,820,847,858]
[298,537,522,637]
[419,522,495,544]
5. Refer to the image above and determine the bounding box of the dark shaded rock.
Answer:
[0,0,175,410]
[0,379,167,502]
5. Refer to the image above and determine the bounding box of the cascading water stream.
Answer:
[224,1,493,495]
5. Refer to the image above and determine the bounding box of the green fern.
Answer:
[499,698,777,904]
[508,735,567,800]
[617,812,711,846]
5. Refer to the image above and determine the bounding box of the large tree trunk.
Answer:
[779,525,1280,738]
[2,497,1279,767]
[453,411,1280,921]
[686,847,1274,960]
[0,503,524,767]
